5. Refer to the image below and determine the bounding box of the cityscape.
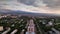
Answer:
[0,14,60,34]
[0,0,60,34]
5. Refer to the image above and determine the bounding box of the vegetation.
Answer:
[0,16,60,34]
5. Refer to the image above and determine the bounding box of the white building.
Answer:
[26,19,35,34]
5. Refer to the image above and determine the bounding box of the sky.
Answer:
[0,0,60,14]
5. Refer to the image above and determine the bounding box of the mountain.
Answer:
[0,9,60,18]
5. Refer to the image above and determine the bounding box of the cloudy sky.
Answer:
[0,0,60,14]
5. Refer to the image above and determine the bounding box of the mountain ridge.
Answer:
[0,9,60,18]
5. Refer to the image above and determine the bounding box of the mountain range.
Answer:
[0,9,60,18]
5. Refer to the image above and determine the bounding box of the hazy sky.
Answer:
[0,0,60,14]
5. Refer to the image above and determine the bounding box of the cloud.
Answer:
[17,0,47,7]
[42,0,60,9]
[0,0,48,11]
[17,0,60,9]
[17,0,60,10]
[0,0,60,14]
[1,0,60,9]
